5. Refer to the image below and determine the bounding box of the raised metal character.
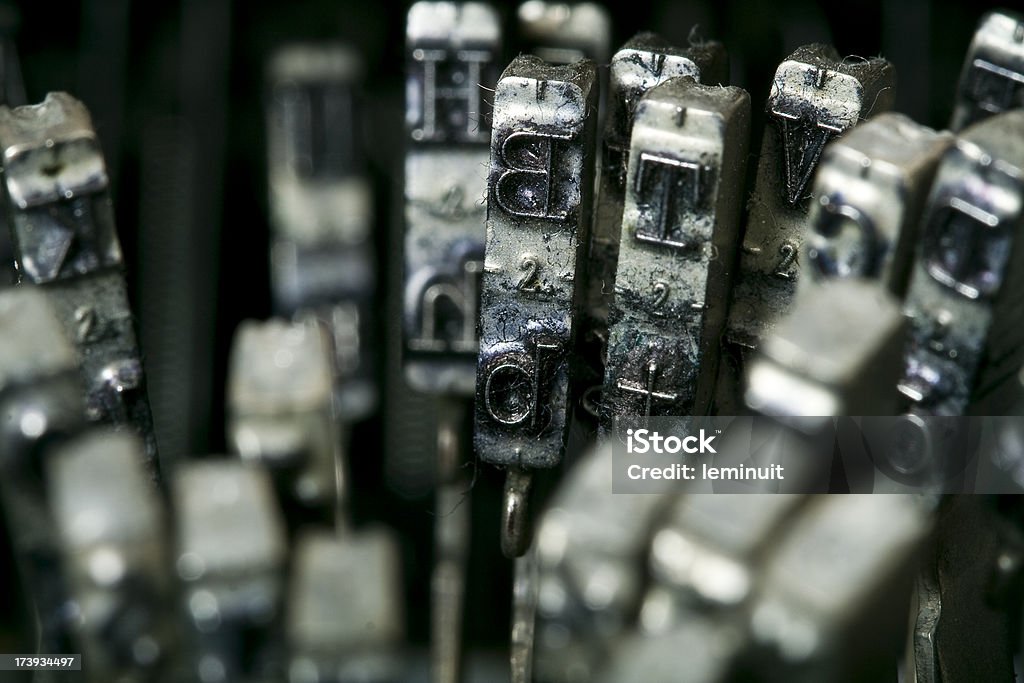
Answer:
[475,55,598,557]
[0,92,159,474]
[404,7,502,681]
[800,113,953,298]
[721,45,895,411]
[226,317,345,525]
[266,45,376,420]
[404,1,500,395]
[287,528,405,682]
[900,110,1024,415]
[602,77,750,428]
[48,430,170,683]
[173,461,287,683]
[950,10,1024,132]
[585,33,727,386]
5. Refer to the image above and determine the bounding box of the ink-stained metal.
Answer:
[586,33,728,349]
[603,77,750,427]
[474,55,598,469]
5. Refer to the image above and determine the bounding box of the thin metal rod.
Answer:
[502,467,533,559]
[432,399,471,683]
[510,545,538,683]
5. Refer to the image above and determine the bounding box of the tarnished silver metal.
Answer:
[287,528,405,683]
[475,55,597,466]
[585,33,728,376]
[602,77,750,428]
[0,91,159,475]
[48,430,170,683]
[748,495,935,682]
[475,54,597,557]
[266,45,376,419]
[432,400,471,683]
[226,317,345,523]
[899,110,1024,416]
[510,547,538,683]
[800,113,953,298]
[746,280,906,417]
[0,287,84,656]
[516,1,611,65]
[534,442,669,683]
[721,45,896,412]
[640,495,805,634]
[906,498,1017,683]
[403,2,500,395]
[501,466,533,558]
[950,10,1024,132]
[173,461,287,682]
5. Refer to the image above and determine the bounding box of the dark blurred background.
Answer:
[3,0,1013,657]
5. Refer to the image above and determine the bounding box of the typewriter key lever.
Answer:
[475,54,598,558]
[0,92,160,477]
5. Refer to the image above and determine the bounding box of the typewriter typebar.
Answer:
[533,442,671,683]
[0,92,159,475]
[226,317,345,523]
[801,113,954,298]
[745,495,935,683]
[950,10,1024,132]
[900,109,1024,416]
[722,45,896,411]
[266,45,376,420]
[48,430,170,682]
[287,528,405,683]
[602,77,750,428]
[0,287,86,656]
[586,33,727,342]
[642,495,807,631]
[746,279,906,418]
[403,1,501,395]
[173,461,288,682]
[474,55,597,556]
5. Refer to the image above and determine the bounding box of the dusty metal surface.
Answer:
[474,55,598,470]
[602,77,749,428]
[0,92,159,477]
[719,44,896,413]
